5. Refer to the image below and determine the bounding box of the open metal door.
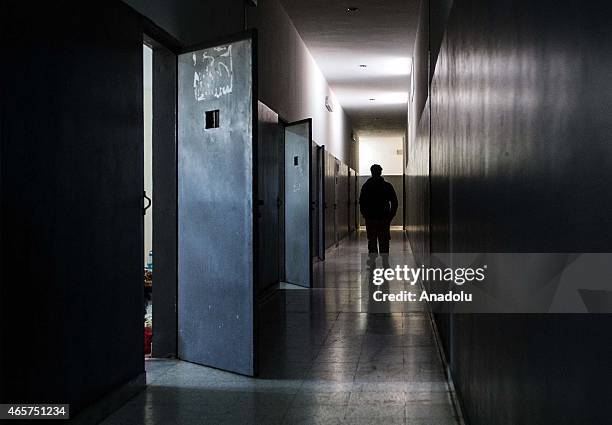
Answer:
[284,119,313,288]
[257,101,281,295]
[177,32,257,376]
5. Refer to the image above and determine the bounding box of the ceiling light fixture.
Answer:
[347,7,359,12]
[369,98,376,101]
[359,64,367,68]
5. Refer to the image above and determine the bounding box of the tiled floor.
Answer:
[102,230,459,424]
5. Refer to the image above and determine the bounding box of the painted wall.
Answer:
[359,136,404,227]
[124,0,245,46]
[248,0,356,169]
[407,0,612,424]
[358,136,404,176]
[123,0,357,170]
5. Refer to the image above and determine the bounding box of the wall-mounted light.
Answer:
[369,98,376,101]
[325,95,334,112]
[347,7,359,12]
[359,64,367,68]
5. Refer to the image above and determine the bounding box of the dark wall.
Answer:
[124,0,246,46]
[405,0,431,262]
[432,0,612,253]
[406,103,431,263]
[406,0,452,251]
[411,0,430,134]
[428,0,454,81]
[410,0,612,424]
[1,1,144,413]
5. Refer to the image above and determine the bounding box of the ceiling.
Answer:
[279,0,420,137]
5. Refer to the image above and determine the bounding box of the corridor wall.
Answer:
[125,0,357,172]
[406,1,612,424]
[248,0,356,170]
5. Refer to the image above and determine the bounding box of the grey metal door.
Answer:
[337,162,349,240]
[348,168,356,233]
[284,119,313,288]
[310,141,318,260]
[334,159,341,243]
[177,34,257,376]
[257,102,281,294]
[316,145,325,260]
[354,172,359,230]
[324,150,336,249]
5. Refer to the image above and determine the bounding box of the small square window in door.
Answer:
[205,110,220,129]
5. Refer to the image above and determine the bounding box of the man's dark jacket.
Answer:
[359,176,399,221]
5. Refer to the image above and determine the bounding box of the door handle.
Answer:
[143,191,152,216]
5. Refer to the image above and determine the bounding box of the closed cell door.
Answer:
[349,168,356,233]
[177,33,258,376]
[324,150,336,248]
[316,145,325,259]
[337,162,349,240]
[284,119,313,288]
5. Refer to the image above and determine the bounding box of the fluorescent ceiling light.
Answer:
[380,57,412,76]
[376,91,409,104]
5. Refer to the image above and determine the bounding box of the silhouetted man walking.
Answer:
[359,164,398,254]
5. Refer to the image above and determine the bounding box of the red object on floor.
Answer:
[144,327,152,354]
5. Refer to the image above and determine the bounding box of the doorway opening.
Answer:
[358,136,405,229]
[142,33,178,360]
[143,43,154,356]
